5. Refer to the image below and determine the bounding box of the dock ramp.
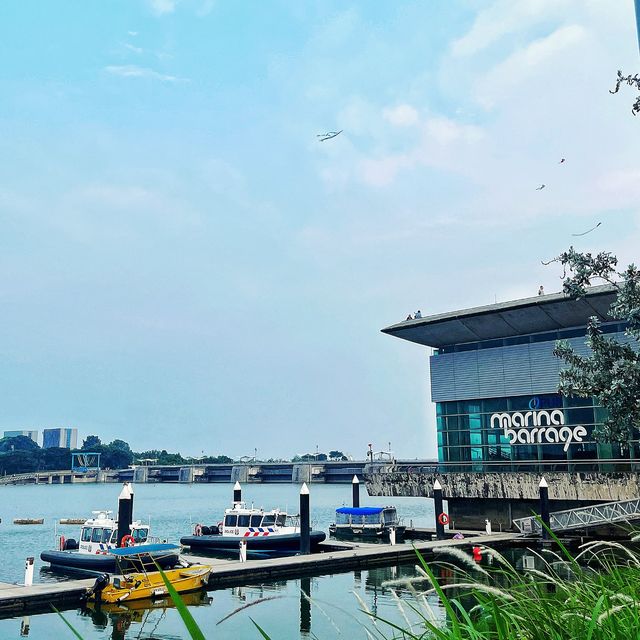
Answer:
[513,498,640,534]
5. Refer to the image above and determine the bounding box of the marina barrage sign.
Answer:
[490,409,587,452]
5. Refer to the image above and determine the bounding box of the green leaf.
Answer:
[51,605,84,640]
[250,617,273,640]
[156,564,206,640]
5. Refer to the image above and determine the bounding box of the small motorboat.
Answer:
[41,485,174,573]
[86,546,211,604]
[329,506,406,541]
[180,501,326,556]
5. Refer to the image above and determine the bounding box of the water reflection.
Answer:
[81,589,212,640]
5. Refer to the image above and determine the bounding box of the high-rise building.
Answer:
[3,430,38,444]
[43,428,78,449]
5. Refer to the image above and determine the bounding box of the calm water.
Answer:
[0,482,441,639]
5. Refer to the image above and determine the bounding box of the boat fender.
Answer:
[64,538,78,551]
[194,523,203,536]
[120,534,135,548]
[201,525,211,536]
[209,525,220,535]
[59,536,65,551]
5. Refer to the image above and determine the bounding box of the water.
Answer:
[0,482,440,638]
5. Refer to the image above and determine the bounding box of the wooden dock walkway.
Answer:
[0,533,519,617]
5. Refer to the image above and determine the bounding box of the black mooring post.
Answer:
[233,481,242,504]
[352,475,360,508]
[300,482,310,555]
[116,482,133,546]
[433,479,445,540]
[539,476,550,540]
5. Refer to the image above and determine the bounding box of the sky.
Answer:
[0,1,638,460]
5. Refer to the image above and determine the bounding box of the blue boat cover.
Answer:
[336,507,385,515]
[109,543,180,556]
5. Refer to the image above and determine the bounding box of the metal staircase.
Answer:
[513,498,640,534]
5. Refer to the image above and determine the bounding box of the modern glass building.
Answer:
[3,430,38,444]
[382,285,638,471]
[43,427,78,449]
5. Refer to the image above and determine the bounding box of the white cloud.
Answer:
[451,0,574,57]
[148,0,177,15]
[476,25,587,108]
[383,104,419,127]
[124,43,143,55]
[105,65,187,83]
[128,31,138,36]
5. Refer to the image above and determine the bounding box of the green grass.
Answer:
[367,539,640,639]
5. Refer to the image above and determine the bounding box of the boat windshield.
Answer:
[237,515,250,527]
[249,515,262,527]
[91,527,112,543]
[132,527,149,543]
[261,515,276,527]
[81,527,92,542]
[382,509,398,524]
[224,515,237,527]
[276,514,287,527]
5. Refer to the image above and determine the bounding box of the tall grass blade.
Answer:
[156,565,206,640]
[52,606,84,640]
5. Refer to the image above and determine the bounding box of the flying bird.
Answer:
[559,158,565,163]
[572,222,602,237]
[317,130,343,142]
[536,184,546,190]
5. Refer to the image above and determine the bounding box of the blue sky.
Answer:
[0,1,638,459]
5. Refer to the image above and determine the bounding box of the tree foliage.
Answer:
[82,435,102,450]
[548,247,640,444]
[610,70,640,116]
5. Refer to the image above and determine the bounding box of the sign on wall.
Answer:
[490,409,587,452]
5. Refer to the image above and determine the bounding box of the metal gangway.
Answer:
[513,498,640,534]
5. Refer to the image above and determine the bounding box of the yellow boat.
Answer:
[86,544,212,604]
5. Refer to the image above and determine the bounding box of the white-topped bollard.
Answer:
[239,539,247,563]
[485,519,492,535]
[24,557,34,587]
[389,526,396,546]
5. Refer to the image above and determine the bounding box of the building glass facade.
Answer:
[436,392,631,470]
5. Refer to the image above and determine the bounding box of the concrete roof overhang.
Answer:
[382,285,618,348]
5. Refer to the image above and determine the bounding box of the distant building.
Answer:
[3,430,38,444]
[43,428,78,449]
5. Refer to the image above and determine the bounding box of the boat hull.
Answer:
[180,530,326,554]
[40,549,179,573]
[329,525,406,542]
[91,566,211,603]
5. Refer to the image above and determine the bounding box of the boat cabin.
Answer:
[78,511,150,554]
[219,503,299,536]
[330,506,405,540]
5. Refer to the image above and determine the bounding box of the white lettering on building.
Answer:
[490,410,587,452]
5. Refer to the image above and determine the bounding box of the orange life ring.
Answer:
[438,512,450,526]
[194,523,203,536]
[59,535,66,551]
[120,534,135,548]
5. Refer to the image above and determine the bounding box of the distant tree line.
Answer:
[0,435,350,475]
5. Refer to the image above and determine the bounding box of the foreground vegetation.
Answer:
[365,536,640,639]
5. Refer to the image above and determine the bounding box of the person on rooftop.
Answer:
[538,286,545,296]
[414,310,422,318]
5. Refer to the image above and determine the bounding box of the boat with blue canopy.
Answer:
[329,506,405,541]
